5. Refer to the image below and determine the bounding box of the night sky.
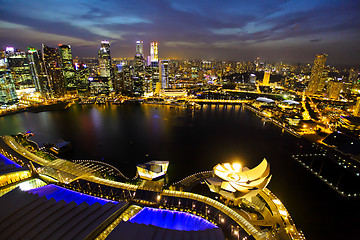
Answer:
[0,0,359,64]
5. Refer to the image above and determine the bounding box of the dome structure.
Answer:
[205,159,271,200]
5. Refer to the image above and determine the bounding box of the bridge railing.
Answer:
[171,170,212,186]
[162,189,261,238]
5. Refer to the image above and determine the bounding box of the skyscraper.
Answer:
[149,42,159,93]
[307,54,327,95]
[0,54,17,104]
[7,50,34,90]
[27,47,48,94]
[98,40,111,78]
[349,69,358,84]
[59,44,75,91]
[354,97,360,117]
[133,41,145,95]
[159,60,169,89]
[263,71,270,86]
[150,42,158,65]
[327,81,343,100]
[136,40,144,58]
[42,44,66,98]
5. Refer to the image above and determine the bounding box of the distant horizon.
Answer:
[3,42,360,68]
[1,0,359,65]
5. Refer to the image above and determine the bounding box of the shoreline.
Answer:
[0,101,74,117]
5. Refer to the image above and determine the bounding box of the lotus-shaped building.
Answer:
[205,159,271,200]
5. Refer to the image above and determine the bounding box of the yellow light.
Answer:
[279,209,288,216]
[232,163,241,172]
[272,199,281,205]
[224,163,231,170]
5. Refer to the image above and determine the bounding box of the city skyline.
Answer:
[0,0,359,65]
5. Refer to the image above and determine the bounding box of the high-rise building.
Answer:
[354,97,360,117]
[349,69,358,84]
[150,42,158,65]
[136,40,144,58]
[75,63,90,95]
[27,47,48,94]
[7,51,34,90]
[59,44,75,90]
[249,74,256,84]
[327,80,343,100]
[263,71,270,86]
[42,44,66,98]
[307,53,327,95]
[0,55,17,104]
[98,40,112,89]
[159,60,169,89]
[132,41,146,95]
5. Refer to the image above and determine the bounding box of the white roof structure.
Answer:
[136,161,169,180]
[256,97,275,103]
[282,100,300,105]
[206,159,271,199]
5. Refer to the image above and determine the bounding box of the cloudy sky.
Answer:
[0,0,359,64]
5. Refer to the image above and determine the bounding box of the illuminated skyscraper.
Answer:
[349,69,358,84]
[0,55,17,104]
[59,44,75,90]
[136,40,144,58]
[150,42,158,63]
[327,81,343,100]
[133,41,145,96]
[42,44,66,98]
[263,71,270,86]
[307,54,327,95]
[7,50,34,90]
[98,40,111,78]
[27,47,48,94]
[159,60,169,89]
[354,97,360,117]
[75,63,90,95]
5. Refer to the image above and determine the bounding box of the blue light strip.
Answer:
[27,184,117,205]
[129,207,218,231]
[0,152,22,168]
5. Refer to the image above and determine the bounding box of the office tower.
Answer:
[75,63,90,95]
[136,40,144,58]
[122,65,133,95]
[159,60,169,89]
[0,55,18,104]
[249,74,256,84]
[307,53,327,95]
[42,44,66,98]
[349,69,358,84]
[150,42,158,67]
[132,41,145,95]
[263,71,270,86]
[27,47,48,94]
[198,70,204,82]
[148,42,159,93]
[354,97,360,117]
[7,50,34,90]
[59,44,75,90]
[98,40,111,78]
[98,40,113,89]
[327,81,343,100]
